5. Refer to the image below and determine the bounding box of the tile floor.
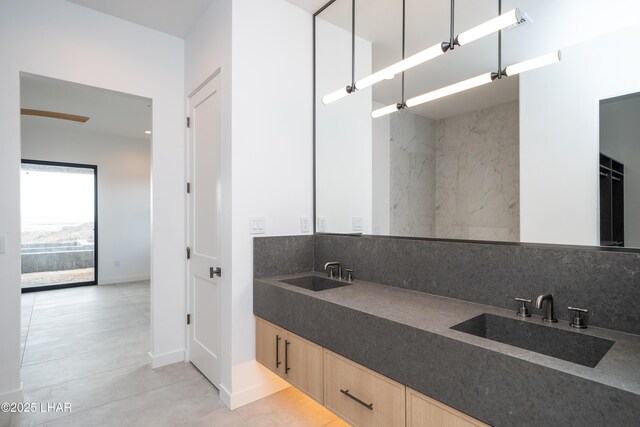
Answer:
[7,281,348,427]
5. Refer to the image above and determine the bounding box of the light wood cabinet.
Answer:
[255,317,323,403]
[256,317,285,376]
[324,349,405,427]
[256,317,488,427]
[284,331,324,403]
[406,388,489,427]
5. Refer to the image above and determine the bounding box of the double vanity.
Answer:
[253,235,640,426]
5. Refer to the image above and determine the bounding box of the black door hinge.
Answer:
[186,246,191,260]
[187,314,191,325]
[186,117,191,128]
[187,182,191,194]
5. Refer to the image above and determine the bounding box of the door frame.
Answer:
[20,159,98,293]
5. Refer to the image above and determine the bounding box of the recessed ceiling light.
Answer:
[145,130,151,134]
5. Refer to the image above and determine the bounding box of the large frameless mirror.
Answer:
[314,0,640,249]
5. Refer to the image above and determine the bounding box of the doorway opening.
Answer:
[21,160,97,292]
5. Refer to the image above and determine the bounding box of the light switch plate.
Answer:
[300,217,310,233]
[0,236,5,254]
[317,217,326,232]
[352,217,363,232]
[249,216,266,235]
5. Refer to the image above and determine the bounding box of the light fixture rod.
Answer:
[497,0,502,79]
[449,0,455,51]
[351,0,355,88]
[401,0,406,104]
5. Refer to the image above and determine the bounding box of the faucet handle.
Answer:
[568,306,588,329]
[345,269,354,282]
[327,266,336,278]
[515,298,532,318]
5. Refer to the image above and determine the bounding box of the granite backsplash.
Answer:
[254,234,640,335]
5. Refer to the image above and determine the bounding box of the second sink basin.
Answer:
[451,313,615,368]
[280,275,352,292]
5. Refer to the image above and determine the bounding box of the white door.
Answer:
[188,74,222,387]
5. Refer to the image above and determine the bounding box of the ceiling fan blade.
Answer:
[21,108,90,123]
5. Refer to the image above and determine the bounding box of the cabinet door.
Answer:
[256,317,285,376]
[324,350,405,427]
[407,387,489,427]
[284,331,324,404]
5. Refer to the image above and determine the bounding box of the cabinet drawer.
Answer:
[324,350,405,427]
[407,387,489,427]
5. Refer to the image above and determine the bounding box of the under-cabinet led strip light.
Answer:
[371,50,561,117]
[322,8,523,104]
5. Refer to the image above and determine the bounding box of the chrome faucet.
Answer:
[324,262,342,279]
[536,293,558,323]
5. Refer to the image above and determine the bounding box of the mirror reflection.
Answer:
[315,0,640,248]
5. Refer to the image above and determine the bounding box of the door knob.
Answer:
[210,267,221,278]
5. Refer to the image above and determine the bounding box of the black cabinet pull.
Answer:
[275,335,281,367]
[340,389,373,410]
[285,340,291,373]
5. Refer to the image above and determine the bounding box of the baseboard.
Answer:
[148,349,185,369]
[99,275,150,285]
[220,360,290,410]
[0,386,23,403]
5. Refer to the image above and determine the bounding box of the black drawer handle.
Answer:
[275,335,281,367]
[285,340,291,373]
[340,389,373,410]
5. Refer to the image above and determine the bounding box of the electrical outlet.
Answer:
[249,216,266,235]
[317,217,326,232]
[114,260,121,267]
[352,217,363,232]
[300,217,310,233]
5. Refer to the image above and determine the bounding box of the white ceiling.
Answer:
[66,0,214,38]
[21,73,152,140]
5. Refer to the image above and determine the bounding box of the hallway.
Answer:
[7,282,345,427]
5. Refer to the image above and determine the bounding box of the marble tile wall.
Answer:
[435,101,520,241]
[389,110,436,238]
[388,101,519,242]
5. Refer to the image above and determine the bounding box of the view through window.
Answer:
[21,161,96,289]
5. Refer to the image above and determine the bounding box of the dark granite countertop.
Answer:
[256,272,640,396]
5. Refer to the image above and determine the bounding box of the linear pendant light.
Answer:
[371,0,561,117]
[456,9,521,46]
[359,8,523,91]
[504,51,561,76]
[323,1,524,103]
[405,72,495,108]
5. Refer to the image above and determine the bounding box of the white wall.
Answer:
[316,18,373,234]
[0,0,184,400]
[229,0,313,407]
[600,95,640,248]
[21,124,151,284]
[185,0,314,409]
[520,24,640,245]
